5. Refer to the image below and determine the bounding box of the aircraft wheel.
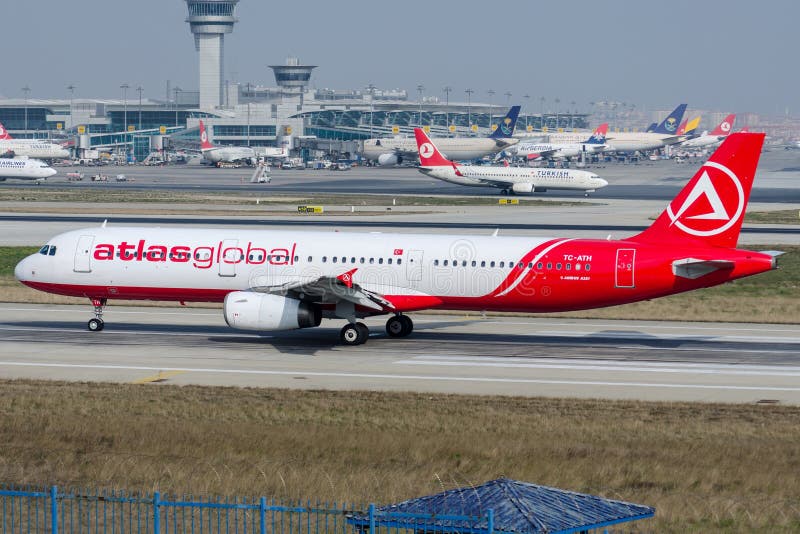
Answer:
[399,315,413,336]
[386,316,405,337]
[87,318,104,332]
[355,322,370,344]
[500,189,508,195]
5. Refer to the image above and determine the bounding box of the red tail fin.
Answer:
[709,114,736,136]
[632,133,765,248]
[198,120,214,151]
[0,122,12,140]
[414,128,452,167]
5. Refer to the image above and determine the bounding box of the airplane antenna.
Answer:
[102,219,107,228]
[606,234,612,240]
[492,228,499,237]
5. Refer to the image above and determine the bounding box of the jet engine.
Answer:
[224,292,321,331]
[511,183,535,194]
[377,153,401,166]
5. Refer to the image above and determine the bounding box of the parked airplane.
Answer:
[15,133,776,346]
[681,114,736,149]
[512,123,608,160]
[0,157,57,180]
[362,106,521,165]
[0,122,70,160]
[545,104,688,153]
[198,120,257,166]
[414,128,607,195]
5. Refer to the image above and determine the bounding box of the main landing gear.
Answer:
[87,298,106,332]
[339,314,414,346]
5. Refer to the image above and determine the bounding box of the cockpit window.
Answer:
[48,246,57,256]
[39,245,50,255]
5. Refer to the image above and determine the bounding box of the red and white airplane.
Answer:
[15,133,779,345]
[198,120,257,166]
[681,114,737,149]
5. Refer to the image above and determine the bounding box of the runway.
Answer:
[1,304,799,404]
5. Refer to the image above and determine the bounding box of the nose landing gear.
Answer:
[87,298,106,331]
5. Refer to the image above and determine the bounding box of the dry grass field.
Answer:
[0,381,798,532]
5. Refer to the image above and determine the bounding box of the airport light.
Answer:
[137,86,144,130]
[67,85,76,128]
[539,96,545,130]
[570,100,576,129]
[417,84,425,127]
[174,86,182,126]
[367,84,376,139]
[443,86,452,135]
[465,88,474,132]
[523,94,530,130]
[487,89,495,132]
[21,85,30,133]
[554,98,560,130]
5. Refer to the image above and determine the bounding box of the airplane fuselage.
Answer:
[363,137,518,162]
[202,146,256,164]
[15,227,774,315]
[0,140,69,159]
[0,157,57,180]
[419,165,608,193]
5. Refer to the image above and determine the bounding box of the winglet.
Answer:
[337,268,358,288]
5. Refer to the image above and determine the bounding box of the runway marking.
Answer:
[0,325,266,339]
[131,370,186,384]
[0,361,799,392]
[396,356,800,377]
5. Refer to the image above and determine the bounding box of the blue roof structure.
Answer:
[348,478,654,534]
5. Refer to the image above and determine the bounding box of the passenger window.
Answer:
[397,259,401,265]
[585,264,591,271]
[388,258,393,265]
[547,262,552,269]
[434,259,439,266]
[556,263,562,270]
[462,260,467,267]
[575,264,581,271]
[308,256,313,262]
[518,262,524,268]
[566,264,572,270]
[351,257,356,263]
[369,258,374,264]
[360,257,365,264]
[528,262,533,269]
[294,256,299,262]
[444,260,449,266]
[341,257,346,263]
[378,258,384,264]
[499,261,505,268]
[49,246,57,256]
[481,261,486,267]
[490,261,495,267]
[471,261,476,267]
[322,256,327,263]
[332,257,338,263]
[537,262,543,269]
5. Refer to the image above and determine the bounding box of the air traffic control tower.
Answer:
[185,0,239,110]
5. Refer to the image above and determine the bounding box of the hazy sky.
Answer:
[3,0,796,116]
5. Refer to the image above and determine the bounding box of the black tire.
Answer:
[399,315,413,336]
[386,316,405,337]
[340,324,362,346]
[355,322,370,344]
[87,318,104,332]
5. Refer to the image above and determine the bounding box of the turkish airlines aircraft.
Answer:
[15,133,778,345]
[0,122,70,160]
[362,106,521,166]
[198,120,256,166]
[681,114,736,149]
[415,128,607,195]
[0,157,57,180]
[512,123,608,160]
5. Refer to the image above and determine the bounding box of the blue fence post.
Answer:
[153,491,161,533]
[487,509,494,534]
[368,503,376,534]
[260,497,267,534]
[50,486,58,534]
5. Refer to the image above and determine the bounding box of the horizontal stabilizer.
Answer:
[672,258,734,279]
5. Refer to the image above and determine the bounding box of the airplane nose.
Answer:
[46,168,57,177]
[14,256,31,282]
[596,177,609,188]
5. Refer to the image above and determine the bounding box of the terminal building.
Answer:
[0,0,589,163]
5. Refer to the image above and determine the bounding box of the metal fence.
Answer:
[0,486,493,534]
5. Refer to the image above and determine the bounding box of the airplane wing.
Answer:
[249,269,395,311]
[672,258,735,279]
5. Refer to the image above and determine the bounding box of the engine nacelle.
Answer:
[511,182,534,194]
[377,153,400,166]
[224,292,321,332]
